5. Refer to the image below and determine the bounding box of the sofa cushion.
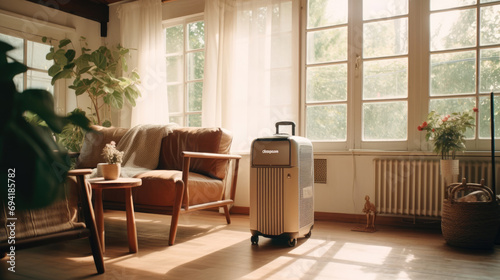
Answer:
[158,127,232,180]
[102,170,224,207]
[76,126,129,169]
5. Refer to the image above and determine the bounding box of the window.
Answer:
[164,15,205,127]
[429,0,500,142]
[302,0,499,151]
[304,0,409,150]
[0,33,53,95]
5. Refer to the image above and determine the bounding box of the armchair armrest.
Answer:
[181,151,241,210]
[68,169,92,176]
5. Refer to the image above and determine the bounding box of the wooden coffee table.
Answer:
[88,177,142,253]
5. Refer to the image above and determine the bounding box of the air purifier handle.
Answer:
[275,121,296,135]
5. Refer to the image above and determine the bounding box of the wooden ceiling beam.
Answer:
[26,0,109,37]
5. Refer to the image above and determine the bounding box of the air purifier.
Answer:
[249,121,314,246]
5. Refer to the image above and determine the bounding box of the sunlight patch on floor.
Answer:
[239,256,305,280]
[334,242,392,265]
[318,262,378,280]
[289,238,336,258]
[103,229,249,276]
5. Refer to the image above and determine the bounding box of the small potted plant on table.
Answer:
[99,141,123,180]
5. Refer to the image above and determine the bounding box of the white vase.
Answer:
[440,159,459,198]
[98,163,121,180]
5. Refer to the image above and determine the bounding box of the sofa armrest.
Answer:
[181,151,241,210]
[182,151,242,160]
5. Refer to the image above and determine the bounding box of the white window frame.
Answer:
[0,9,74,115]
[163,13,205,127]
[300,0,499,153]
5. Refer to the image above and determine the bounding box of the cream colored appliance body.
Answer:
[250,134,314,247]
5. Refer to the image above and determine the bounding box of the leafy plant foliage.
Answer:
[0,41,91,209]
[44,36,141,126]
[418,109,476,159]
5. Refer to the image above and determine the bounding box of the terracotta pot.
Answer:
[440,159,459,198]
[98,163,121,180]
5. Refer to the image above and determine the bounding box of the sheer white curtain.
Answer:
[118,0,168,126]
[203,0,299,152]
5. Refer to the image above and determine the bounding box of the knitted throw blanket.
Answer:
[116,123,178,177]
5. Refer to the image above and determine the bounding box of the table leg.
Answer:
[125,188,138,253]
[94,189,105,253]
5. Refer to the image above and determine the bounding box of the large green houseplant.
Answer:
[43,37,141,151]
[0,41,91,209]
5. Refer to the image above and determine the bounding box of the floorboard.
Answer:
[2,210,499,279]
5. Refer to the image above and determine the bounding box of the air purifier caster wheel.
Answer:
[287,238,296,247]
[305,230,312,238]
[251,235,259,245]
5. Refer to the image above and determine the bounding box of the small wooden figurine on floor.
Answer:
[362,195,377,231]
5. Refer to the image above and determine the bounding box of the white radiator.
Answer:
[374,159,499,218]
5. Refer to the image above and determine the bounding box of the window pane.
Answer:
[307,27,347,64]
[306,64,347,102]
[166,55,183,83]
[429,97,476,138]
[167,84,183,113]
[478,95,500,139]
[0,33,23,61]
[479,48,500,93]
[169,115,183,125]
[430,9,476,51]
[480,4,500,46]
[187,51,204,81]
[187,21,205,51]
[187,114,201,127]
[363,102,407,140]
[363,0,408,20]
[481,0,500,3]
[27,41,51,70]
[363,18,408,58]
[430,51,476,96]
[306,104,347,141]
[363,58,407,100]
[166,25,183,54]
[307,0,347,29]
[187,82,203,111]
[27,70,53,94]
[13,74,23,92]
[431,0,476,11]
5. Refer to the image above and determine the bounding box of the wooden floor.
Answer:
[2,210,500,280]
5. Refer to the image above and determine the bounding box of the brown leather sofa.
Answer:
[75,125,241,245]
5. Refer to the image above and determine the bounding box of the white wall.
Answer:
[234,152,376,214]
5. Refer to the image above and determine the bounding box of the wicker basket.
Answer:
[441,179,500,249]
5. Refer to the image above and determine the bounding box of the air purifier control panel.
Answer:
[251,137,291,167]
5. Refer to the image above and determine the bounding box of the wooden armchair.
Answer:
[0,169,104,274]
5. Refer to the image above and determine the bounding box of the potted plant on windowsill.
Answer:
[418,109,476,190]
[99,141,123,180]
